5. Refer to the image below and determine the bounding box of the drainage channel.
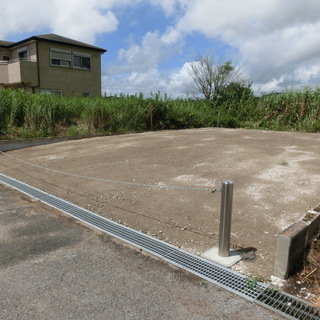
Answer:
[0,173,319,320]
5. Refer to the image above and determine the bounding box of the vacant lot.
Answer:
[1,128,319,277]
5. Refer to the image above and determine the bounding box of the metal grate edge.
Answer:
[1,173,319,319]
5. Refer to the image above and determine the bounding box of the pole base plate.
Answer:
[201,247,242,267]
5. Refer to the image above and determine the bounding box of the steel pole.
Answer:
[218,181,234,257]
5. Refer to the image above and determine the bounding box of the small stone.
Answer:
[270,275,286,288]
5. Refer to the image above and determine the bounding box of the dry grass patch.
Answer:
[298,238,320,307]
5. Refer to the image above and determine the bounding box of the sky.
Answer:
[1,0,320,98]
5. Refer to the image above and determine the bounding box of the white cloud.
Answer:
[148,0,189,16]
[160,26,184,45]
[0,0,122,43]
[106,0,320,95]
[50,1,118,43]
[173,0,320,42]
[254,63,320,93]
[143,0,320,93]
[105,19,189,96]
[115,31,167,73]
[242,22,320,78]
[103,63,192,98]
[148,0,178,15]
[108,29,184,74]
[168,0,320,91]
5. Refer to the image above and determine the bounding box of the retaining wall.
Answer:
[274,205,320,279]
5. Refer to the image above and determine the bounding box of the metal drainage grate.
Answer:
[1,173,319,319]
[256,290,320,320]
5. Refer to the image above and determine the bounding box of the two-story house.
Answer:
[0,34,106,97]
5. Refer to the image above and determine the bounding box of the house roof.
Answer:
[0,34,107,53]
[0,40,15,47]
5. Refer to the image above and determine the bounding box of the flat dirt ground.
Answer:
[1,128,320,277]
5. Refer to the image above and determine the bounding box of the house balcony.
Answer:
[0,59,38,87]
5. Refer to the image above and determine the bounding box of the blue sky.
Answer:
[2,0,320,97]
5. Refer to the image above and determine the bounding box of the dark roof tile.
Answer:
[0,40,14,47]
[0,33,106,52]
[34,34,106,52]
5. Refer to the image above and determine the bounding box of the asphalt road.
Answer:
[0,184,285,320]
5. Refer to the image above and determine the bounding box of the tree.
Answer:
[215,81,254,106]
[187,54,246,100]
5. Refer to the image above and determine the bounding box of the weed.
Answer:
[302,213,316,222]
[245,274,265,289]
[199,280,208,286]
[1,86,320,139]
[67,125,79,136]
[310,283,320,308]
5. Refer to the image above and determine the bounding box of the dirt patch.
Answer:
[1,128,320,279]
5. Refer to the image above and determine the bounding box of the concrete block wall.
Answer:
[274,207,320,279]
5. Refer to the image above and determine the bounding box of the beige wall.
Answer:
[8,61,21,83]
[0,48,10,83]
[0,64,8,83]
[20,60,38,84]
[0,48,11,60]
[0,40,38,86]
[0,60,37,85]
[37,42,102,96]
[10,41,37,61]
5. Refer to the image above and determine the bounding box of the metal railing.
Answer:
[0,58,36,64]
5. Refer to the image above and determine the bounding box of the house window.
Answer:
[41,89,62,96]
[1,56,10,64]
[18,47,28,60]
[73,54,91,70]
[50,49,91,70]
[50,49,71,67]
[19,51,28,60]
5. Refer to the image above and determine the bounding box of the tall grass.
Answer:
[0,87,319,139]
[246,88,320,131]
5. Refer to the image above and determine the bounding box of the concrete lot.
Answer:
[0,185,284,320]
[1,127,319,277]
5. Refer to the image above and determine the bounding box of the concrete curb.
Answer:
[0,134,105,152]
[274,204,320,279]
